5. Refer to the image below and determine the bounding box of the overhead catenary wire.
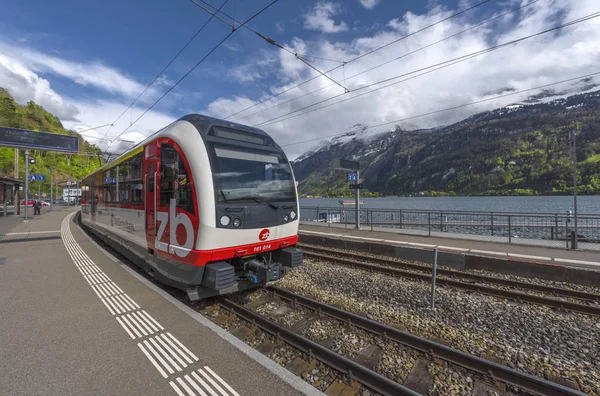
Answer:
[98,0,230,147]
[281,71,600,147]
[232,0,541,123]
[74,123,113,135]
[105,0,281,151]
[222,0,492,120]
[188,0,349,92]
[255,10,600,128]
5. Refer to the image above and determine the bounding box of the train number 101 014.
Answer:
[253,244,272,253]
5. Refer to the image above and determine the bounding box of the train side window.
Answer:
[160,143,194,215]
[148,163,154,192]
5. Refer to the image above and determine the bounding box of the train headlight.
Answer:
[290,210,297,220]
[232,218,242,228]
[283,214,289,222]
[220,215,231,226]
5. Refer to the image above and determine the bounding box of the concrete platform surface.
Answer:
[299,223,600,270]
[0,209,321,396]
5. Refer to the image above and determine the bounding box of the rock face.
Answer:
[292,89,600,197]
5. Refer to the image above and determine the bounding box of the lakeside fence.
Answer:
[299,206,600,250]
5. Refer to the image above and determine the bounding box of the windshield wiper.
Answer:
[219,189,228,202]
[230,196,279,209]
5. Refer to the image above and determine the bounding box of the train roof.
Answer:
[84,114,271,178]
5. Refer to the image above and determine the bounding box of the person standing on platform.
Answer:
[33,200,40,215]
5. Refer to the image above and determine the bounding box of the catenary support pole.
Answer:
[24,150,29,220]
[355,169,360,229]
[571,129,578,249]
[431,248,438,309]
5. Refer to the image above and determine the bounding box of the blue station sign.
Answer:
[29,174,46,181]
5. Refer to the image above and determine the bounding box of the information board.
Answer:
[332,158,359,171]
[0,126,79,152]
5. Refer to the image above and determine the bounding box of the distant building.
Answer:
[63,188,82,202]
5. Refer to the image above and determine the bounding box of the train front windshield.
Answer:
[211,145,296,203]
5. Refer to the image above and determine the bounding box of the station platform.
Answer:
[0,208,321,396]
[299,222,600,270]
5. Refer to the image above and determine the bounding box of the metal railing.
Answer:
[299,206,600,250]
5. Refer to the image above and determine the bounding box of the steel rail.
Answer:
[219,298,420,396]
[268,286,586,396]
[299,244,600,302]
[301,250,600,316]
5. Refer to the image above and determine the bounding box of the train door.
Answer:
[144,143,159,253]
[90,178,97,219]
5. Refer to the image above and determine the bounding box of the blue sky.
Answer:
[0,0,599,158]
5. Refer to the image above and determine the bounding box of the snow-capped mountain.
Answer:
[292,89,600,197]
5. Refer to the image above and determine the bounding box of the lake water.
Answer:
[300,196,600,214]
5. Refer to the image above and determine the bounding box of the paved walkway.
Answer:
[299,222,600,270]
[0,209,321,396]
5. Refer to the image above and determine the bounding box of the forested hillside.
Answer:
[293,90,600,197]
[0,88,103,195]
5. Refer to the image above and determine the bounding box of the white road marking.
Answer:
[470,249,507,256]
[100,298,116,315]
[120,315,143,338]
[131,311,156,334]
[199,368,229,396]
[115,294,137,311]
[155,335,188,368]
[2,230,60,235]
[159,333,193,364]
[143,339,176,375]
[125,313,149,336]
[184,374,208,396]
[137,310,161,332]
[149,337,182,371]
[176,377,196,396]
[437,245,469,252]
[170,381,187,396]
[116,316,136,339]
[407,242,436,248]
[507,253,552,261]
[103,296,123,314]
[62,214,239,396]
[383,240,408,245]
[105,282,122,295]
[165,332,199,362]
[191,371,218,396]
[90,284,105,299]
[204,367,240,396]
[139,343,169,379]
[121,293,140,308]
[554,258,600,266]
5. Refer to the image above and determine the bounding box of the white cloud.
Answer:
[68,100,175,154]
[0,41,151,99]
[0,42,175,154]
[275,22,285,33]
[204,0,600,160]
[359,0,380,10]
[227,64,264,83]
[0,53,79,120]
[304,2,349,33]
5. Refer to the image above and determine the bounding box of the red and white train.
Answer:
[80,114,302,300]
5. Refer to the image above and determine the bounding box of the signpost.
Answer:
[333,158,361,229]
[1,126,78,219]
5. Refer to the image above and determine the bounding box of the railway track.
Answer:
[76,216,591,395]
[299,244,600,317]
[215,287,585,396]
